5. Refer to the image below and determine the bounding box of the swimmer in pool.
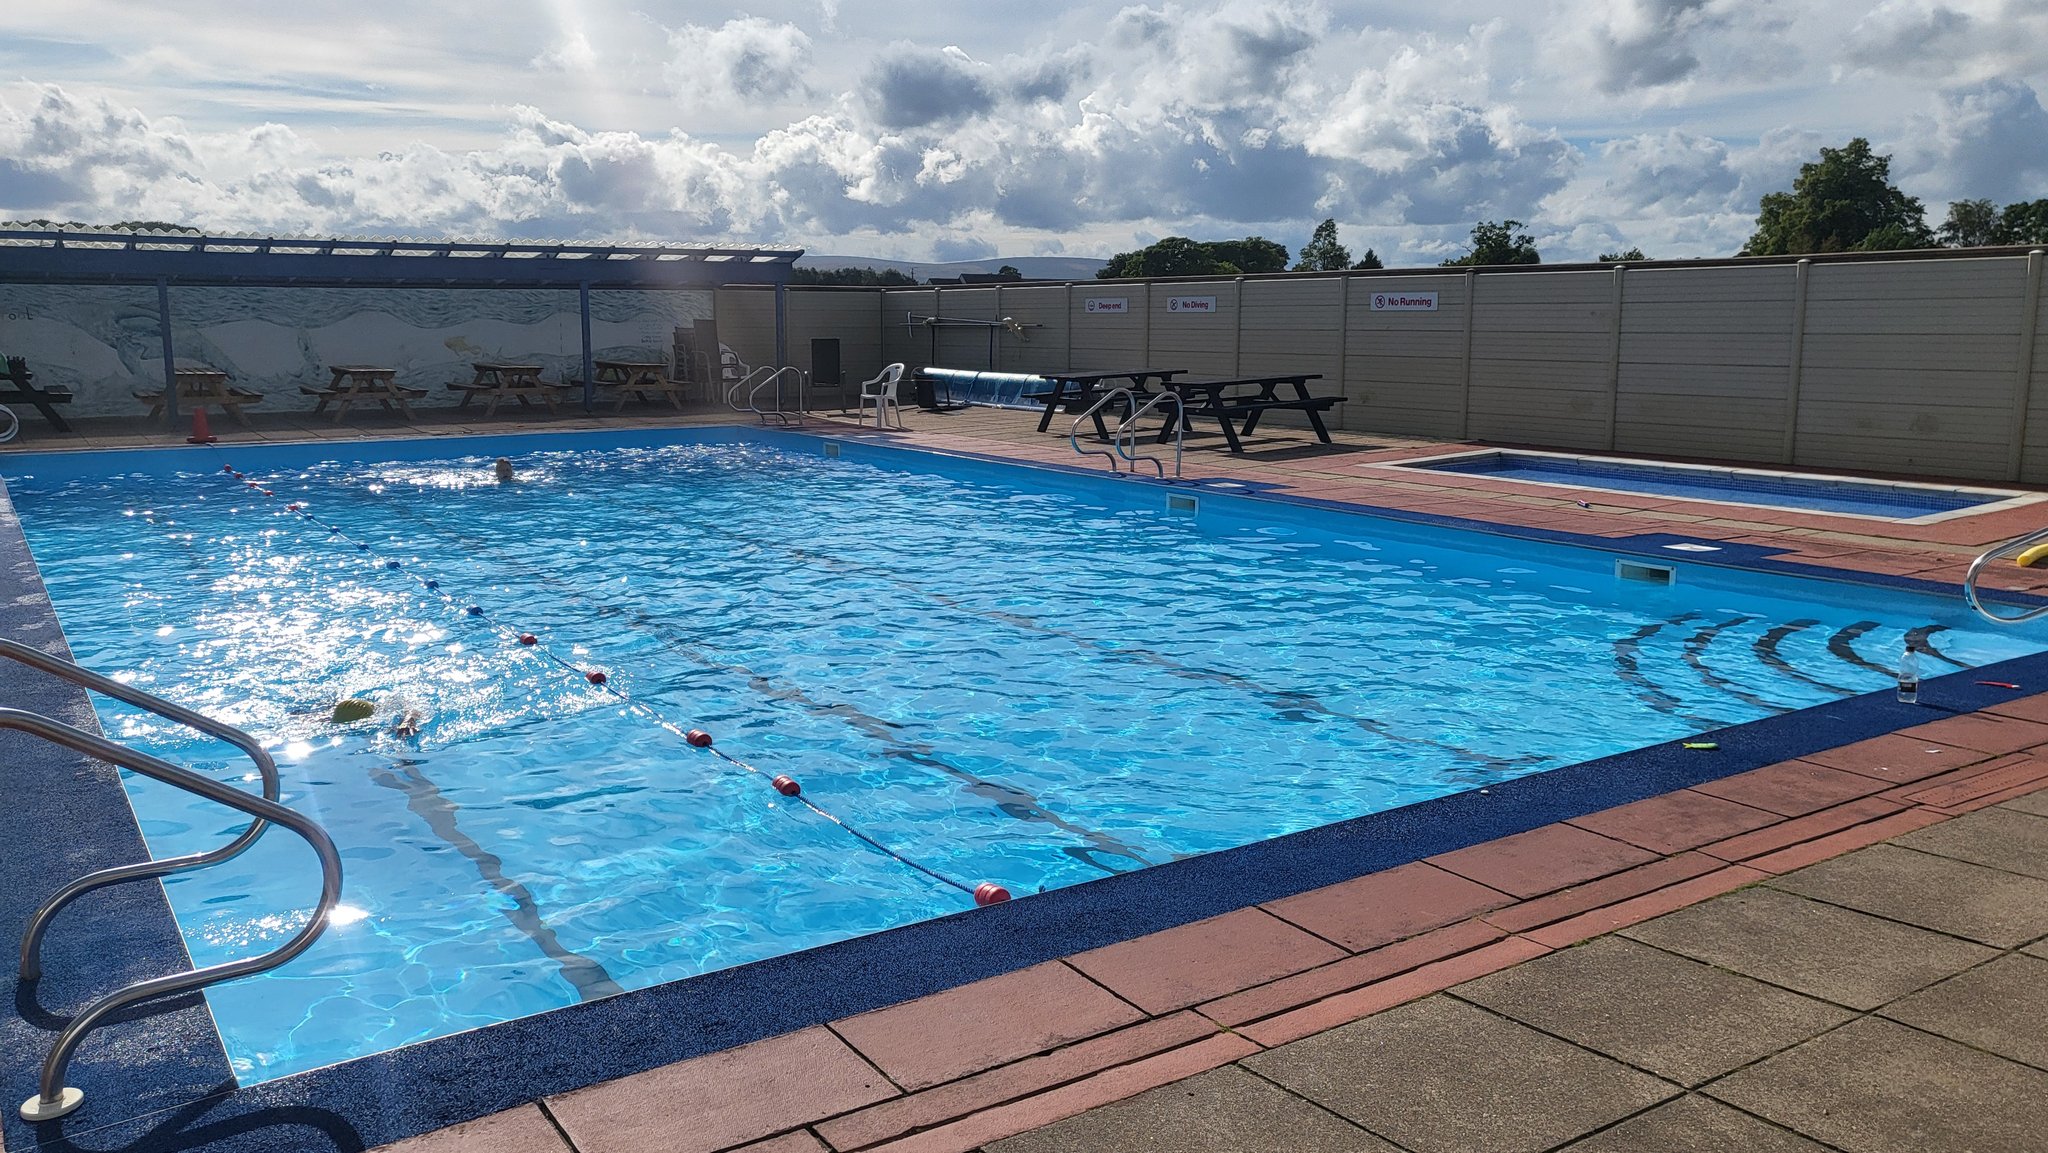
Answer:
[493,457,514,483]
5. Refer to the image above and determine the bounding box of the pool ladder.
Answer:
[1963,527,2048,625]
[0,637,342,1123]
[1068,389,1185,480]
[725,365,808,426]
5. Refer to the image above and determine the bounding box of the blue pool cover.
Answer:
[1406,451,2009,519]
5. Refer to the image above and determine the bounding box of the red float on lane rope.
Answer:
[771,774,801,796]
[518,633,538,646]
[586,670,608,685]
[974,883,1011,906]
[686,728,714,748]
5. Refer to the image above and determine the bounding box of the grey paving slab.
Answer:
[2000,788,2048,817]
[1619,887,1995,1010]
[1882,952,2048,1071]
[1453,936,1851,1086]
[1766,843,2048,948]
[983,1066,1397,1153]
[1243,995,1675,1153]
[1893,806,2048,880]
[2028,939,2048,960]
[1558,1094,1831,1153]
[1710,1016,2048,1153]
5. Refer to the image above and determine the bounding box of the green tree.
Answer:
[1351,248,1384,270]
[1599,247,1647,262]
[1097,235,1289,278]
[1741,138,1933,255]
[791,266,919,286]
[2000,200,2048,245]
[1939,199,2001,247]
[995,264,1022,279]
[1441,220,1541,266]
[1293,218,1352,271]
[1206,236,1289,274]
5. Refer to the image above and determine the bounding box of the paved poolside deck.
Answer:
[6,400,2048,1152]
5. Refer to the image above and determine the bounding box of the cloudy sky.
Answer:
[2,0,2045,265]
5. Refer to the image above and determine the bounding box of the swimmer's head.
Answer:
[493,457,514,482]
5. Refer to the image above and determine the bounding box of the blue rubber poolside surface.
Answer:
[1408,451,2004,518]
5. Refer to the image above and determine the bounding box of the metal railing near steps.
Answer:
[0,637,342,1123]
[724,364,807,425]
[1070,387,1137,473]
[1114,391,1185,480]
[1963,528,2048,625]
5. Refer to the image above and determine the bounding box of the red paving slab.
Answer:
[857,1033,1260,1153]
[1699,795,1909,862]
[1742,807,1954,874]
[1519,865,1772,948]
[1426,822,1661,898]
[1984,693,2048,724]
[1480,851,1728,934]
[829,961,1143,1090]
[1898,712,2048,755]
[1239,935,1554,1048]
[1691,759,1892,816]
[814,1014,1219,1151]
[1199,919,1508,1028]
[544,1027,897,1153]
[1566,789,1783,854]
[1260,861,1514,951]
[1800,733,1994,783]
[1065,907,1346,1015]
[732,1134,828,1153]
[1895,752,2048,811]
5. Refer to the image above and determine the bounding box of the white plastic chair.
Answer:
[858,363,906,428]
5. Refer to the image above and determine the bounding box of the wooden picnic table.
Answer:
[303,365,425,422]
[2,356,73,432]
[591,359,689,410]
[135,368,264,426]
[1030,367,1189,434]
[449,362,567,417]
[1150,373,1343,453]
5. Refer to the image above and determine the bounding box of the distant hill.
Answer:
[795,254,1108,282]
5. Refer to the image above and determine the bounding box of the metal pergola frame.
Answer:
[0,228,804,416]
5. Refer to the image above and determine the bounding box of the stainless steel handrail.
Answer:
[0,638,281,983]
[724,364,772,413]
[0,648,341,1123]
[0,404,18,444]
[1963,526,2048,624]
[748,366,808,425]
[1114,391,1184,479]
[1069,388,1135,473]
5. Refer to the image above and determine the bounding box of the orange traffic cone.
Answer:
[186,407,218,444]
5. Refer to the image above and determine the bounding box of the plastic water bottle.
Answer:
[1897,644,1921,704]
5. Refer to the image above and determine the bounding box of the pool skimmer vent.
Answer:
[1616,559,1677,585]
[1167,494,1199,514]
[824,442,841,458]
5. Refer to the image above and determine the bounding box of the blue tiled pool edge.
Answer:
[5,425,2048,1153]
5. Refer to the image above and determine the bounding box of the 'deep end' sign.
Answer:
[1083,297,1129,314]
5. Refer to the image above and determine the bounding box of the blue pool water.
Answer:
[1404,451,2016,519]
[6,431,2041,1080]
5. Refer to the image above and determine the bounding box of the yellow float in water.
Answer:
[2017,543,2048,568]
[329,698,376,723]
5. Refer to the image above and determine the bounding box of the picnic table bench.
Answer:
[449,363,568,417]
[1028,367,1189,434]
[136,368,264,426]
[1152,374,1343,453]
[2,356,73,432]
[300,365,424,422]
[578,359,691,411]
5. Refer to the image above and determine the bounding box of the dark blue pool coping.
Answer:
[4,425,2047,1153]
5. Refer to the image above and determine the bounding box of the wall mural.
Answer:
[0,285,712,417]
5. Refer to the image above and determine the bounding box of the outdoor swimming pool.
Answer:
[1395,449,2038,522]
[5,428,2039,1081]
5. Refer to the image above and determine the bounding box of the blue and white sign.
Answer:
[1370,290,1439,312]
[1165,295,1217,313]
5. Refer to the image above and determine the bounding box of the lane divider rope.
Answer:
[212,460,1010,907]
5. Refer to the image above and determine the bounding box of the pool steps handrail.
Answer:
[747,366,808,426]
[1070,388,1137,473]
[1963,527,2048,624]
[1113,391,1185,480]
[0,639,342,1123]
